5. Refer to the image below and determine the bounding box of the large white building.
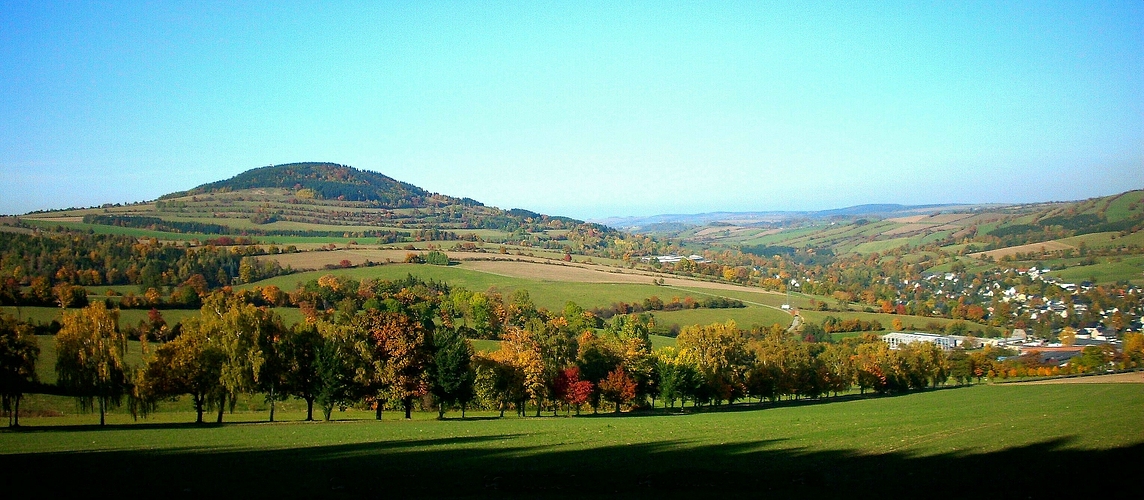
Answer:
[882,332,962,350]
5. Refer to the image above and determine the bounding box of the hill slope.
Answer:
[22,162,648,259]
[616,190,1144,257]
[162,162,467,208]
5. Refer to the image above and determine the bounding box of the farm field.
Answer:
[650,306,792,332]
[241,263,692,312]
[468,334,676,354]
[1058,229,1144,249]
[2,384,1140,497]
[260,247,617,270]
[241,260,799,314]
[971,240,1077,260]
[1047,255,1144,285]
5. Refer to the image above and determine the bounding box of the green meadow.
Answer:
[241,264,711,311]
[2,384,1140,497]
[1047,255,1144,285]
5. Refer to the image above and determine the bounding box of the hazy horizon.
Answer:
[3,2,1142,220]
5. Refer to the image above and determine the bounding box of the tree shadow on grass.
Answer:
[583,385,973,419]
[3,430,1140,499]
[1,420,232,433]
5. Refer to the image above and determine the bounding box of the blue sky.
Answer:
[2,1,1142,220]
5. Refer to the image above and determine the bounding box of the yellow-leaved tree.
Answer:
[56,302,128,426]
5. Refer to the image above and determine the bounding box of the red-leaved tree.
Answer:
[598,366,636,413]
[554,366,593,415]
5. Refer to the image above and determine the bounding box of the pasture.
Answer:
[242,260,794,314]
[1047,255,1144,285]
[2,384,1140,497]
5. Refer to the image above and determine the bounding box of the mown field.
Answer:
[2,384,1140,497]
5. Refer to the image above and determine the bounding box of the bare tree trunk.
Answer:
[376,403,383,420]
[268,385,276,422]
[99,397,106,426]
[403,397,413,419]
[306,398,314,421]
[194,394,204,424]
[12,394,21,427]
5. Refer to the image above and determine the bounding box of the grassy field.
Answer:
[1104,190,1144,222]
[651,307,792,331]
[22,218,211,241]
[3,306,305,330]
[2,384,1140,497]
[469,334,676,353]
[1047,255,1144,285]
[242,264,705,311]
[1059,229,1144,249]
[846,236,913,255]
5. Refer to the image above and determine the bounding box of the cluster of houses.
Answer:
[991,268,1135,325]
[911,265,1141,332]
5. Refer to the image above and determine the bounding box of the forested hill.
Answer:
[16,161,652,259]
[163,162,468,208]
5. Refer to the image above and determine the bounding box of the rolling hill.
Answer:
[163,162,461,208]
[613,191,1144,260]
[13,162,1143,285]
[19,162,646,258]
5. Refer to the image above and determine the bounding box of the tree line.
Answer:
[0,232,287,302]
[8,274,1142,427]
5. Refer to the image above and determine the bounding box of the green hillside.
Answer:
[18,162,648,259]
[164,162,447,208]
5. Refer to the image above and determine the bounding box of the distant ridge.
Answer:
[594,203,972,230]
[812,203,947,217]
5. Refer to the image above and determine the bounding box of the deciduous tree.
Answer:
[185,292,281,422]
[362,310,433,419]
[576,331,622,413]
[142,324,225,423]
[677,321,752,405]
[55,302,129,426]
[598,366,637,413]
[553,366,592,415]
[0,314,39,427]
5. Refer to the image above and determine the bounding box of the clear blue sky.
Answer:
[2,1,1142,220]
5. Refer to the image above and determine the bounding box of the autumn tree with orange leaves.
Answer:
[598,366,637,413]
